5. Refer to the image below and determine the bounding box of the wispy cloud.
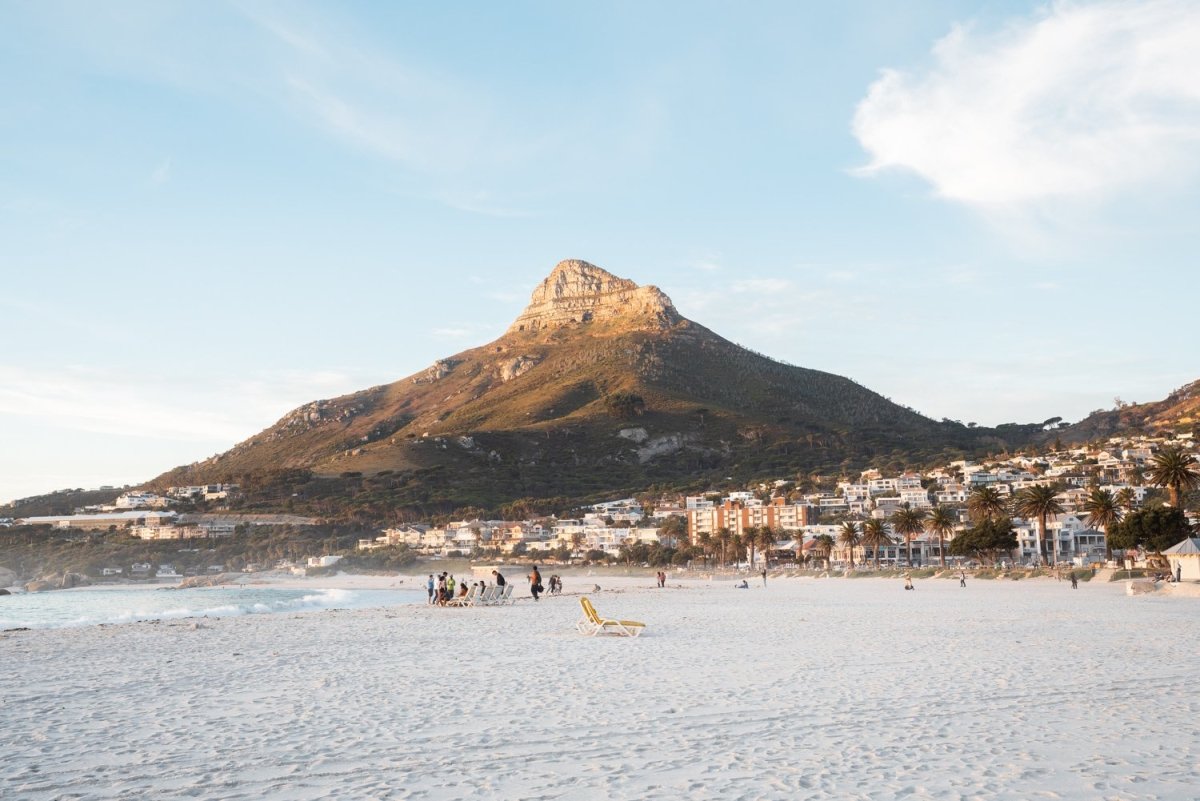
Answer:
[853,0,1200,209]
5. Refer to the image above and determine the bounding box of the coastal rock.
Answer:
[0,566,16,587]
[178,573,233,589]
[24,572,90,592]
[507,260,680,335]
[0,588,11,596]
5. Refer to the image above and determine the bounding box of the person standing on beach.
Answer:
[761,568,767,587]
[492,569,507,588]
[1070,572,1078,589]
[959,571,967,588]
[426,574,435,605]
[529,565,542,601]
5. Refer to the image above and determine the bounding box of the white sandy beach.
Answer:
[3,573,1198,801]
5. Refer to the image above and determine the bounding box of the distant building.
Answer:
[687,497,817,540]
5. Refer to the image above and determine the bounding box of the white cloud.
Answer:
[853,0,1200,208]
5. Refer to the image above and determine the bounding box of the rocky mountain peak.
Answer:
[506,259,680,335]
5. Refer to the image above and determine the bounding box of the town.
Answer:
[5,432,1199,581]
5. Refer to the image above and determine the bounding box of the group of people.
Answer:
[654,571,668,588]
[426,569,508,606]
[527,566,563,601]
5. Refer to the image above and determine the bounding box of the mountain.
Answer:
[150,260,1038,513]
[1056,380,1200,442]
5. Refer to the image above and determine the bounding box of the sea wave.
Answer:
[1,587,416,630]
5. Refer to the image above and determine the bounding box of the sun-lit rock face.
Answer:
[506,259,680,335]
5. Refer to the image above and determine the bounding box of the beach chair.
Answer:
[576,596,645,637]
[499,584,514,605]
[477,586,499,606]
[447,585,478,607]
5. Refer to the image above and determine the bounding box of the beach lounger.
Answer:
[477,586,500,606]
[447,585,478,607]
[499,584,514,605]
[576,596,645,637]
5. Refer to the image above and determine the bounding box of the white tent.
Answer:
[1163,537,1200,581]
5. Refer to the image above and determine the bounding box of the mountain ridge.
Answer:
[142,260,1039,512]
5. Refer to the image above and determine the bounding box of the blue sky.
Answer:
[3,0,1199,503]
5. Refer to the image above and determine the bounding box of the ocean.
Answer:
[0,585,423,630]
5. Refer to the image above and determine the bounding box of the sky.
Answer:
[3,0,1200,503]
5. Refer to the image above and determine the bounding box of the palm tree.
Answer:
[814,533,835,569]
[743,526,760,569]
[891,504,927,567]
[1082,487,1122,563]
[715,527,732,568]
[696,531,713,568]
[925,505,957,568]
[967,486,1006,522]
[837,522,861,569]
[861,518,893,568]
[1115,487,1136,514]
[1014,484,1065,566]
[755,527,778,569]
[1148,446,1200,510]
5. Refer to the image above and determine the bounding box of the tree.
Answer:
[1115,487,1136,514]
[860,518,893,568]
[715,527,732,568]
[696,531,713,568]
[948,518,1018,565]
[743,526,760,569]
[755,527,778,569]
[1013,484,1064,566]
[603,392,646,419]
[891,504,927,567]
[658,516,688,549]
[967,486,1007,523]
[1148,446,1200,510]
[1082,488,1122,562]
[925,505,957,568]
[837,522,860,569]
[814,533,835,569]
[1108,506,1191,557]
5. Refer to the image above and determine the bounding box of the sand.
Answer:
[2,573,1198,800]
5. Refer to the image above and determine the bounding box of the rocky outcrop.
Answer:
[499,355,541,382]
[178,573,233,589]
[413,359,463,384]
[507,260,680,335]
[24,572,90,592]
[0,566,16,588]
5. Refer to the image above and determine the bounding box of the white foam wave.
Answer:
[2,587,415,630]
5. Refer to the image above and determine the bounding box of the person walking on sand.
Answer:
[1070,572,1078,589]
[426,574,435,605]
[529,565,542,601]
[761,568,768,587]
[904,573,915,591]
[959,571,966,588]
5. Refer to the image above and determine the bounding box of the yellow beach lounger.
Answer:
[577,596,645,637]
